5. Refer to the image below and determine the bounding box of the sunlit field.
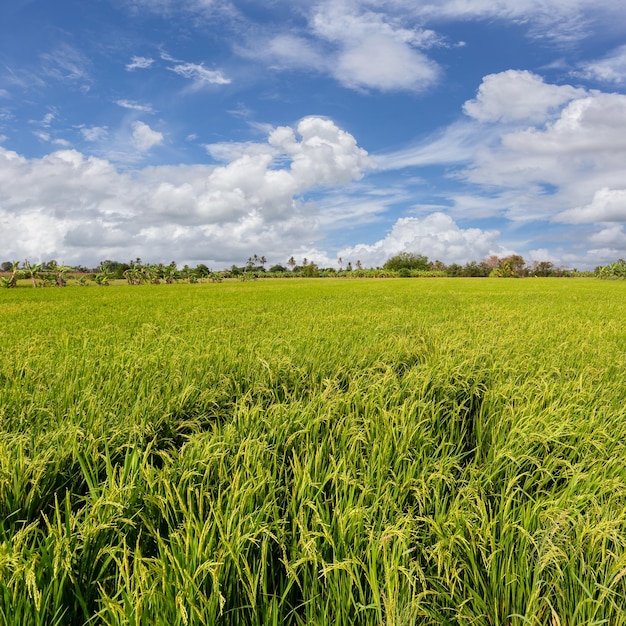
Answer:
[2,278,626,625]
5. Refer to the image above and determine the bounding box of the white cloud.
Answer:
[238,0,625,95]
[589,224,626,247]
[338,212,504,267]
[168,62,231,87]
[204,141,280,162]
[116,99,154,113]
[556,188,626,223]
[447,89,626,223]
[0,117,371,266]
[375,70,626,266]
[245,1,440,93]
[126,56,155,71]
[376,121,491,170]
[131,121,163,151]
[463,70,586,123]
[501,94,626,156]
[467,92,626,205]
[578,45,626,85]
[527,247,560,264]
[311,2,440,92]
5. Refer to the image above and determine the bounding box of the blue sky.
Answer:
[1,0,626,269]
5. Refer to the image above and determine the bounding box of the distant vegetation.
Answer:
[2,279,626,624]
[595,258,626,279]
[1,252,603,288]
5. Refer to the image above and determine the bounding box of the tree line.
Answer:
[0,253,615,288]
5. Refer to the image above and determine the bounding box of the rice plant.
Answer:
[1,278,626,624]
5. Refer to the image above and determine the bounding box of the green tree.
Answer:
[301,262,319,277]
[530,261,555,277]
[383,252,430,272]
[195,264,210,278]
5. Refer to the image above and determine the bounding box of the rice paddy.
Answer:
[1,278,626,625]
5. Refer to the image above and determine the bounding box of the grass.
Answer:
[1,278,626,624]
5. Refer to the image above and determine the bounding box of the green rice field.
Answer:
[1,278,626,625]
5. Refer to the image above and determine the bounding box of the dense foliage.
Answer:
[382,252,430,272]
[1,279,626,624]
[595,258,626,279]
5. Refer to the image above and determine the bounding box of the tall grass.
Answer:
[1,279,626,624]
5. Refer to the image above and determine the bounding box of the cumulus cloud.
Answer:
[375,69,626,266]
[338,212,504,267]
[465,92,626,207]
[131,121,163,151]
[463,70,586,123]
[0,117,371,266]
[556,188,626,223]
[448,88,626,225]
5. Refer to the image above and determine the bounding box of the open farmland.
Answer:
[1,278,626,625]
